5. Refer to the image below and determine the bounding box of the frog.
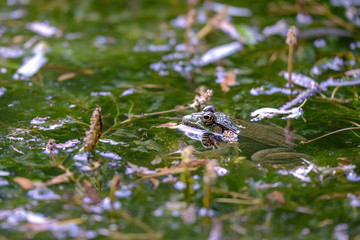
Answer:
[180,105,310,164]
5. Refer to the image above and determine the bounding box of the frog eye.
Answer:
[201,112,214,124]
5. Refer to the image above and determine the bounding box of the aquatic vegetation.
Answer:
[0,0,360,239]
[84,106,102,152]
[286,25,297,88]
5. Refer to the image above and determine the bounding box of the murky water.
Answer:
[0,0,359,239]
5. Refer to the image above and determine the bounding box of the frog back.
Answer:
[236,119,305,148]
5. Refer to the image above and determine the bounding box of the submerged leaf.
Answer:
[57,72,76,82]
[13,177,36,190]
[43,172,73,187]
[220,70,236,93]
[267,191,285,204]
[83,180,102,205]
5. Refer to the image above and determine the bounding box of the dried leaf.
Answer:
[149,177,160,188]
[43,171,73,187]
[195,6,229,40]
[318,218,332,227]
[220,70,236,93]
[13,177,36,190]
[83,180,101,205]
[57,72,76,82]
[82,161,100,171]
[267,191,285,204]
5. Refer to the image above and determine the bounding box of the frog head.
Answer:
[180,106,245,147]
[181,105,243,135]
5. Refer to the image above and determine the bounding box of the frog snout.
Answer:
[181,115,192,124]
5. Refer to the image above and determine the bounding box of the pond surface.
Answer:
[0,0,360,239]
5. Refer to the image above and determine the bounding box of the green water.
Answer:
[0,0,359,239]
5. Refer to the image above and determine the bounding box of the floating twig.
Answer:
[301,126,360,144]
[195,7,229,40]
[102,105,189,136]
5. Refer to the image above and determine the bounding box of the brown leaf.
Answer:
[13,177,36,190]
[149,177,160,188]
[43,171,73,187]
[57,72,76,82]
[82,161,101,171]
[267,191,285,204]
[83,180,101,205]
[220,70,236,93]
[318,218,332,227]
